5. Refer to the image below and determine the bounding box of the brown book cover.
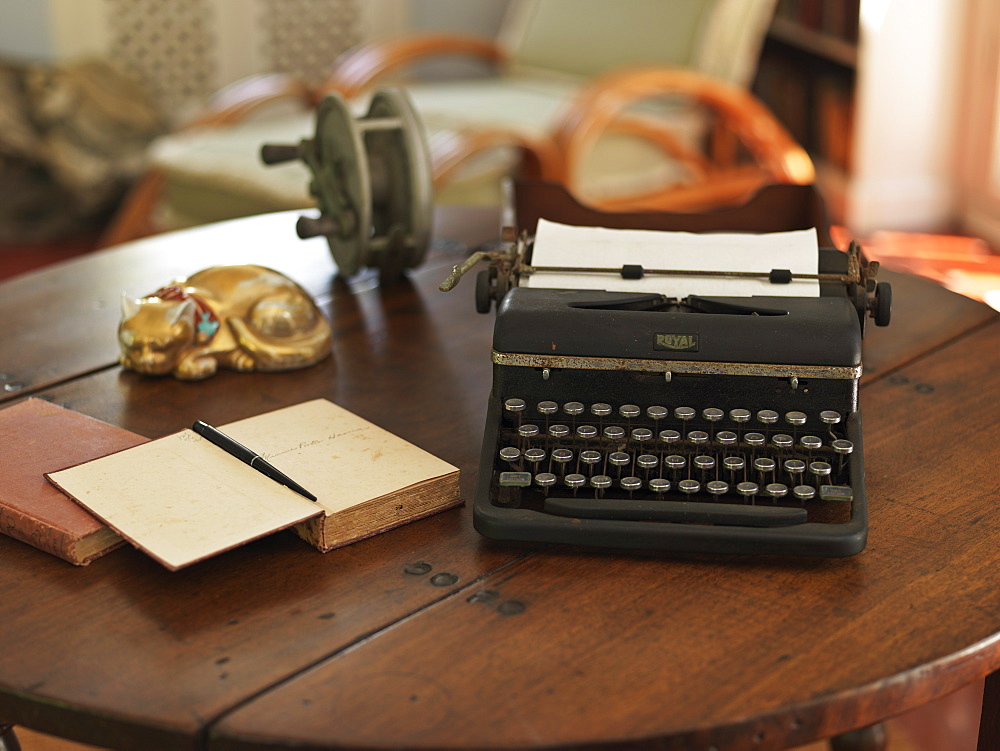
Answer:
[0,398,149,565]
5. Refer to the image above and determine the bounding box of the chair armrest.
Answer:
[549,67,815,207]
[319,33,507,99]
[185,73,312,128]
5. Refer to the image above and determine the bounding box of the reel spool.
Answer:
[261,88,433,279]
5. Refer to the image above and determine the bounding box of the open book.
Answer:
[48,399,461,570]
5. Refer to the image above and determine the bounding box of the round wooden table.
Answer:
[0,209,997,750]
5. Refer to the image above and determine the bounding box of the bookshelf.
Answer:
[752,0,861,222]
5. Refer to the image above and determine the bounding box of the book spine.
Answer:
[0,504,84,565]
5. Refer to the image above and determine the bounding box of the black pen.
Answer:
[191,420,318,502]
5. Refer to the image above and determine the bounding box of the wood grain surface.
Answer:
[0,209,996,751]
[207,319,1000,751]
[0,207,497,403]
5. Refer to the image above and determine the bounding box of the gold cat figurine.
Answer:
[119,265,332,380]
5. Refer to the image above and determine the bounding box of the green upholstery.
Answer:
[506,0,713,79]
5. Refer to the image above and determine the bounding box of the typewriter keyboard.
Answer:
[490,398,859,525]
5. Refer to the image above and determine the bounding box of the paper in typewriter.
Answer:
[526,220,820,298]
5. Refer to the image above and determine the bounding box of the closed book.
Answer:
[0,398,149,565]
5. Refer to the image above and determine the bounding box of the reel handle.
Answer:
[260,143,303,165]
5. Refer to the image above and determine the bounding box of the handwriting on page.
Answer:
[262,427,368,461]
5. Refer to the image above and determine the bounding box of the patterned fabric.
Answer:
[106,0,217,114]
[0,58,166,242]
[260,0,361,86]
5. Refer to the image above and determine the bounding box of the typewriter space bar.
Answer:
[543,498,808,527]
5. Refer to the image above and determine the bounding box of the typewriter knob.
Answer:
[849,282,868,334]
[872,281,892,327]
[475,267,496,313]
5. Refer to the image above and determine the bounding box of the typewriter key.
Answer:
[658,429,681,444]
[649,477,671,494]
[678,479,700,495]
[754,457,776,475]
[524,448,546,464]
[785,411,807,426]
[535,472,557,491]
[801,435,823,451]
[518,424,539,439]
[766,483,788,500]
[757,409,779,425]
[793,485,816,502]
[688,430,709,445]
[737,481,759,501]
[717,430,738,446]
[784,459,806,482]
[609,451,631,468]
[564,473,586,491]
[831,439,854,454]
[631,427,654,442]
[694,455,716,471]
[745,432,766,447]
[499,471,532,487]
[590,474,612,496]
[563,401,585,417]
[621,476,643,494]
[706,480,728,496]
[646,405,668,421]
[730,408,751,423]
[548,424,570,439]
[820,485,854,502]
[665,454,687,471]
[809,461,832,480]
[580,450,602,471]
[499,446,521,465]
[772,433,794,449]
[819,410,842,425]
[619,404,641,419]
[504,398,526,414]
[603,425,625,441]
[591,402,612,417]
[832,439,854,473]
[703,407,725,422]
[723,456,746,473]
[576,424,598,440]
[637,454,659,471]
[504,398,526,429]
[537,400,558,416]
[551,448,574,467]
[674,406,696,421]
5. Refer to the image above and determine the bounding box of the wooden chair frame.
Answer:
[102,34,814,246]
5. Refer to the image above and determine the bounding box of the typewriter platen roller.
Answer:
[442,185,891,557]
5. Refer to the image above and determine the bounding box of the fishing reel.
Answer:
[261,88,433,280]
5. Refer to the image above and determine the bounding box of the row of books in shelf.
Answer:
[753,2,859,183]
[754,54,854,174]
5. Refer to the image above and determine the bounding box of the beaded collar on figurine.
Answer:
[152,285,221,343]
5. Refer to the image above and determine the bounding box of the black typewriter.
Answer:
[442,183,891,557]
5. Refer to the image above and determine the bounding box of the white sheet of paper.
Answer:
[524,219,820,298]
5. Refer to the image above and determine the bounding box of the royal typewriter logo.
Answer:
[655,333,699,351]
